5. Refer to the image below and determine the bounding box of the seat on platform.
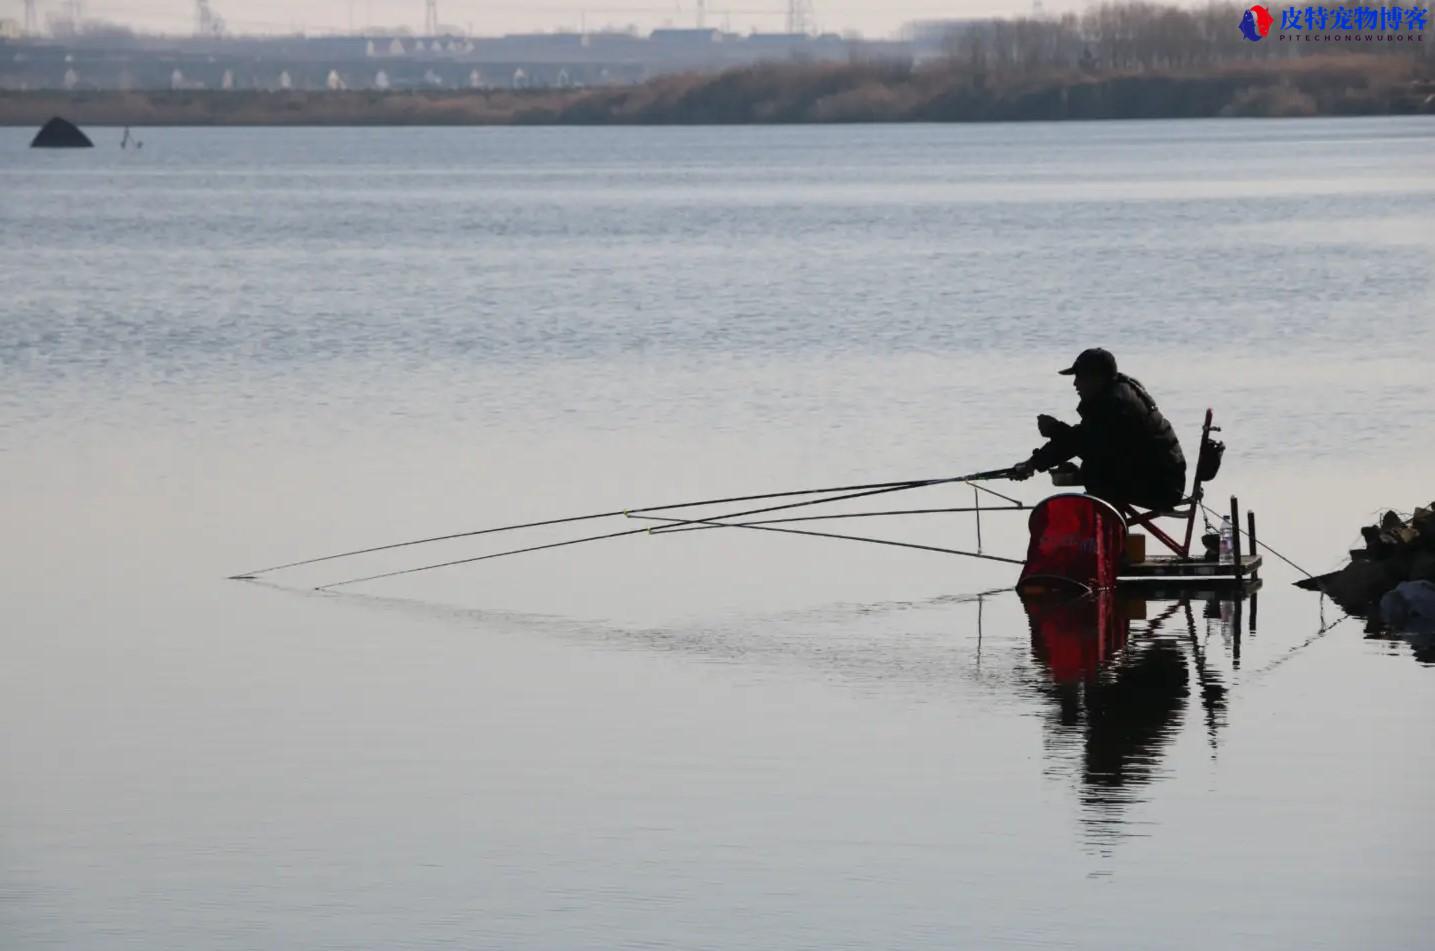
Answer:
[1117,410,1223,559]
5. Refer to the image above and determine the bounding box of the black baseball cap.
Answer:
[1058,348,1117,377]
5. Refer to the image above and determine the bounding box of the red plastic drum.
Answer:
[1017,493,1127,592]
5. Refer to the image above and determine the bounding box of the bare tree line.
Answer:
[941,1,1430,74]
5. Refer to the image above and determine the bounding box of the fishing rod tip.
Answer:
[228,574,256,581]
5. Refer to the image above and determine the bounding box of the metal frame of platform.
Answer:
[1119,553,1262,584]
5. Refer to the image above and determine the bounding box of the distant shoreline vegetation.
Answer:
[3,0,1431,127]
[4,55,1430,126]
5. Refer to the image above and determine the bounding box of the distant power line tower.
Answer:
[22,0,38,34]
[194,0,225,36]
[696,0,706,29]
[785,0,813,34]
[424,0,439,35]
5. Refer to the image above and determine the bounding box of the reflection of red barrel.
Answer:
[1018,494,1127,592]
[1021,588,1128,683]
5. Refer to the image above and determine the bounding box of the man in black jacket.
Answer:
[1012,348,1187,510]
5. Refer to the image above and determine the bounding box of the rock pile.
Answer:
[1299,504,1435,622]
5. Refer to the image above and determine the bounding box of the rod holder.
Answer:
[1230,495,1243,582]
[1247,510,1258,569]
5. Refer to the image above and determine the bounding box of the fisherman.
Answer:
[1011,348,1186,510]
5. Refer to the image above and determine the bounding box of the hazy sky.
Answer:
[20,0,1098,40]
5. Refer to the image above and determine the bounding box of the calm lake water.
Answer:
[3,119,1434,949]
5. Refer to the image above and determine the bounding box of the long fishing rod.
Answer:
[232,474,957,579]
[644,468,1020,538]
[312,467,1019,590]
[629,513,1025,565]
[652,504,1027,535]
[310,480,931,591]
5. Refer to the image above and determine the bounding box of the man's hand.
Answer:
[1037,414,1063,438]
[1010,460,1035,481]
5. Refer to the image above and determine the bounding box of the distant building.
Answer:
[649,28,724,45]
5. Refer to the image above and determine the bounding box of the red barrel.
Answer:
[1017,493,1127,592]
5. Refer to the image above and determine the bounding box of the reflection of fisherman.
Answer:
[1024,595,1224,843]
[1011,348,1186,510]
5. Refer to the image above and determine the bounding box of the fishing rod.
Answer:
[628,513,1025,565]
[651,504,1027,535]
[310,467,1020,590]
[232,474,975,579]
[309,480,931,590]
[642,468,1020,538]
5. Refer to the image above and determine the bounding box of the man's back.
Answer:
[1076,374,1185,501]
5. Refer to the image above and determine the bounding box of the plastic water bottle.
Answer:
[1219,516,1234,565]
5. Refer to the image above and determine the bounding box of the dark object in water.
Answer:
[30,116,93,149]
[1298,503,1435,618]
[1380,581,1435,633]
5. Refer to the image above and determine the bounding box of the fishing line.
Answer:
[1200,502,1314,579]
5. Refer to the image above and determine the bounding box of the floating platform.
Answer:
[1119,553,1262,585]
[1123,576,1263,601]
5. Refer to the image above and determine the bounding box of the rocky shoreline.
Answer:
[1300,504,1435,633]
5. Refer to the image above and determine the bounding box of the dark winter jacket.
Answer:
[1030,374,1187,509]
